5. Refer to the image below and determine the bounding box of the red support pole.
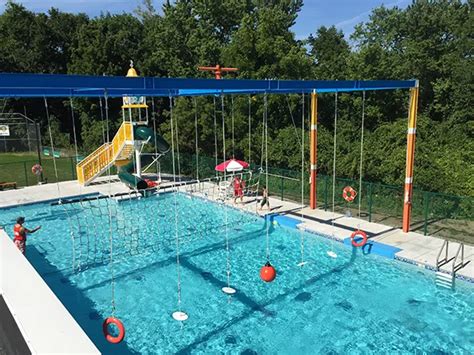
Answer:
[402,82,419,233]
[310,90,317,209]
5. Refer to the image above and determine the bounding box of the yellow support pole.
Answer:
[402,81,419,233]
[310,90,317,209]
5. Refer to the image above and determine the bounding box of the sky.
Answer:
[0,0,411,38]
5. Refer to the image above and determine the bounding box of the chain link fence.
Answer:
[0,113,41,154]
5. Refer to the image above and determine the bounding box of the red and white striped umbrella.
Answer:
[215,159,249,172]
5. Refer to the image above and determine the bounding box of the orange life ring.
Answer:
[31,164,43,176]
[351,230,368,247]
[103,317,125,344]
[342,186,357,202]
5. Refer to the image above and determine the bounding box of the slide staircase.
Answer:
[77,121,133,185]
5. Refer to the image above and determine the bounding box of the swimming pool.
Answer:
[1,192,473,354]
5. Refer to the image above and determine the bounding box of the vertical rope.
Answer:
[174,98,181,180]
[103,92,116,316]
[331,93,339,241]
[300,93,305,264]
[69,98,79,164]
[69,97,80,269]
[264,94,270,261]
[151,98,160,179]
[43,98,61,198]
[99,97,106,143]
[169,95,182,310]
[358,91,366,219]
[194,97,199,180]
[221,95,231,289]
[213,96,218,176]
[248,95,251,165]
[231,95,235,158]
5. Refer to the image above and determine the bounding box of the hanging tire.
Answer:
[103,317,125,344]
[351,230,368,247]
[342,186,357,202]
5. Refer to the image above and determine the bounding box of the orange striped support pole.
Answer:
[402,81,419,233]
[310,90,318,209]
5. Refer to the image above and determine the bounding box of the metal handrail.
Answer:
[452,243,470,274]
[436,240,454,270]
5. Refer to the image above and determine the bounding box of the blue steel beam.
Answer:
[0,73,417,97]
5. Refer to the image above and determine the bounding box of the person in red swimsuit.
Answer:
[233,176,245,203]
[13,216,41,255]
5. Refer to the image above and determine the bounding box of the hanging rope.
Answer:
[299,93,305,265]
[151,98,161,180]
[231,95,235,158]
[213,96,218,177]
[286,95,301,143]
[264,94,270,262]
[174,98,181,181]
[248,95,251,165]
[69,98,80,164]
[99,97,106,143]
[194,97,199,180]
[221,94,233,292]
[358,91,366,218]
[69,97,81,269]
[169,95,184,314]
[43,98,61,198]
[330,92,339,254]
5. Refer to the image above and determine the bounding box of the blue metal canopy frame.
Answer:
[0,73,417,97]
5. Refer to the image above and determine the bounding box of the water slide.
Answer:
[117,126,170,190]
[76,122,169,187]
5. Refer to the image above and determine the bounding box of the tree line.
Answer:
[0,0,472,196]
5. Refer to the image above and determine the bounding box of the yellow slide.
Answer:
[76,121,134,185]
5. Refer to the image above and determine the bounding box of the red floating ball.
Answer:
[260,262,276,283]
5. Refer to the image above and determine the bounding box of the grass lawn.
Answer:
[0,153,77,186]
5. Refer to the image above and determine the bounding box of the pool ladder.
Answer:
[435,240,470,289]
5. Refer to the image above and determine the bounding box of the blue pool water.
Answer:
[1,192,473,354]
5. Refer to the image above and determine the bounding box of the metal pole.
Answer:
[368,182,373,222]
[423,191,430,236]
[324,174,329,211]
[281,169,284,201]
[23,161,29,186]
[310,90,318,209]
[35,121,44,183]
[402,82,419,232]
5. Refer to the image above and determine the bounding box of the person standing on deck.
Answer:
[13,217,41,255]
[260,186,270,211]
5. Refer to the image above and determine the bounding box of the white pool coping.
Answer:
[0,229,100,354]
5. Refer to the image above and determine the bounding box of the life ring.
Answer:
[351,230,368,247]
[31,164,43,176]
[342,186,357,202]
[103,317,125,344]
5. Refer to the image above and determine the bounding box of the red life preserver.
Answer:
[351,230,368,247]
[13,223,25,242]
[342,186,357,202]
[103,317,125,344]
[31,164,43,176]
